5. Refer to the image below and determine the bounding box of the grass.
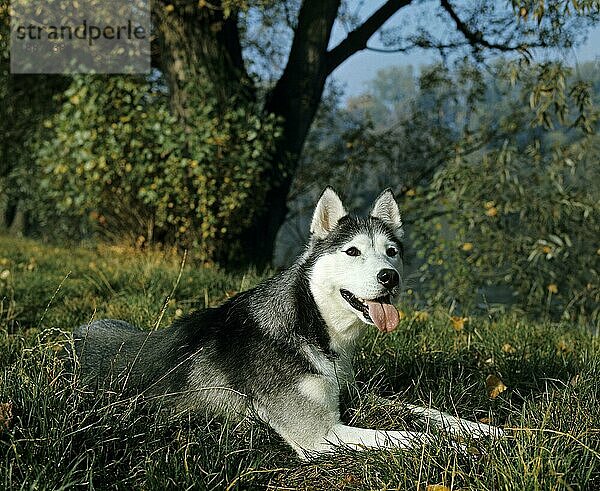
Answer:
[0,234,599,490]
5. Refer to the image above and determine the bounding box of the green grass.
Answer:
[0,235,599,490]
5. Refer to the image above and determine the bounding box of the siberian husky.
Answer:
[74,187,502,458]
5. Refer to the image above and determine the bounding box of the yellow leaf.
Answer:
[413,311,430,322]
[486,374,507,399]
[0,402,12,430]
[164,4,174,12]
[450,316,467,332]
[486,206,498,217]
[547,283,558,294]
[461,242,473,252]
[556,339,572,354]
[502,343,516,354]
[426,485,452,491]
[405,188,416,197]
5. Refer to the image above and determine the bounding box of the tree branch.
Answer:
[364,45,411,53]
[326,0,412,74]
[440,0,527,52]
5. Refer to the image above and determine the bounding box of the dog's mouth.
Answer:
[340,289,399,333]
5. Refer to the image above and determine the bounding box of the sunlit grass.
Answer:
[0,235,598,489]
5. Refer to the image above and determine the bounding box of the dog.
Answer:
[74,187,502,458]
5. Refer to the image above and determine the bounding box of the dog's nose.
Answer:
[377,269,399,290]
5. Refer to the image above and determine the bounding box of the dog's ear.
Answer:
[370,188,403,236]
[310,187,347,239]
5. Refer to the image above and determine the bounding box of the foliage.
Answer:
[0,235,599,489]
[289,60,600,323]
[409,134,599,323]
[0,2,67,229]
[30,75,281,263]
[3,0,600,264]
[404,61,599,323]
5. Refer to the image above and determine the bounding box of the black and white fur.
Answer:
[74,187,502,458]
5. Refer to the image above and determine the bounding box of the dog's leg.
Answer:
[288,424,431,458]
[322,423,432,451]
[404,404,504,439]
[259,388,433,458]
[366,396,503,439]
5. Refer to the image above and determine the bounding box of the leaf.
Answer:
[450,316,468,331]
[0,402,12,430]
[486,375,507,399]
[426,485,452,491]
[502,343,516,354]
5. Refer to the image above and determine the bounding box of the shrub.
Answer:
[408,134,599,323]
[31,75,280,263]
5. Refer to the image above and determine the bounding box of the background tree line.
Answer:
[0,1,598,321]
[283,59,599,322]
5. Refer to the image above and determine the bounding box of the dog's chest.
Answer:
[297,347,355,420]
[301,344,354,392]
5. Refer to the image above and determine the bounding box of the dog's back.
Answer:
[74,319,189,395]
[71,275,330,415]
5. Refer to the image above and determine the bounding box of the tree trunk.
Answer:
[154,0,411,266]
[154,0,253,129]
[239,0,341,266]
[240,0,410,266]
[7,200,25,236]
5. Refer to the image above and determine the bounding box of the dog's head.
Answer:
[307,187,404,337]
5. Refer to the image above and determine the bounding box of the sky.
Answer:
[329,1,600,99]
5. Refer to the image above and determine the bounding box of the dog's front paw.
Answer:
[447,419,504,440]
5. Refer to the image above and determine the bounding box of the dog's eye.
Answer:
[344,247,361,257]
[386,247,398,257]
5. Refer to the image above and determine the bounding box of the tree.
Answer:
[0,3,67,232]
[288,57,600,321]
[150,0,598,264]
[404,60,600,323]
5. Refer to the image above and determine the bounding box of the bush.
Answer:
[293,60,600,323]
[30,75,280,263]
[408,133,599,323]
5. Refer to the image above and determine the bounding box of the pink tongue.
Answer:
[365,301,399,333]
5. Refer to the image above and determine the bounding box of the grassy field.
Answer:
[0,235,598,490]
